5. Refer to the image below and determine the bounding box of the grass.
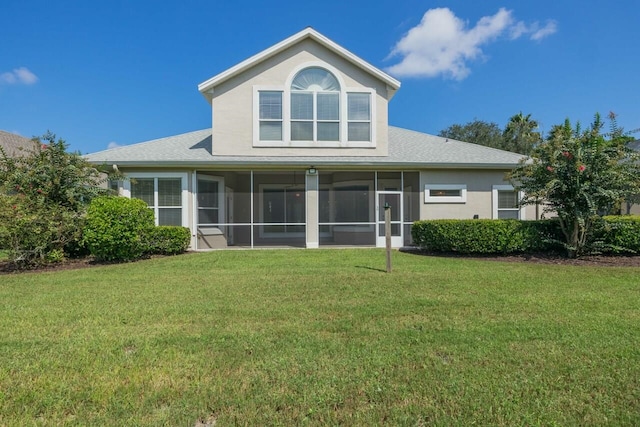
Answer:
[0,249,639,425]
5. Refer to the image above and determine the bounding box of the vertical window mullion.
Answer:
[313,92,317,141]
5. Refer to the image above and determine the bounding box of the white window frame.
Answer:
[252,62,376,148]
[492,185,526,220]
[424,184,467,203]
[122,172,189,226]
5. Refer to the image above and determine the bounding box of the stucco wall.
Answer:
[210,39,390,157]
[420,169,539,220]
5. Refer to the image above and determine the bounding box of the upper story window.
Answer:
[291,68,340,142]
[254,65,375,148]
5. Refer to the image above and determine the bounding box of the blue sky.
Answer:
[1,0,638,154]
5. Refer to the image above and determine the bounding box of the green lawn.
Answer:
[1,249,639,425]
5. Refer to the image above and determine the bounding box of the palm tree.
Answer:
[502,112,542,155]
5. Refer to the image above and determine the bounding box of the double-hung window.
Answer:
[258,91,283,141]
[347,93,371,141]
[126,173,188,226]
[492,185,525,219]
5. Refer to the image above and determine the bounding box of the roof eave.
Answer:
[89,159,521,170]
[197,27,400,102]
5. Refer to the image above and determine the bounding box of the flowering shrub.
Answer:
[509,113,640,257]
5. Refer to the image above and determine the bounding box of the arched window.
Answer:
[290,68,340,141]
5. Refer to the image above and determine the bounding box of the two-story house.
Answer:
[87,28,536,250]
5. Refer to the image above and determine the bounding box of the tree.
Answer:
[0,132,108,266]
[502,112,542,155]
[508,113,640,257]
[439,120,503,149]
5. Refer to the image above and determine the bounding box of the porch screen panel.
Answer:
[319,171,375,247]
[253,171,306,247]
[197,179,220,224]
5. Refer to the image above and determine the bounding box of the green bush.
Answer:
[0,194,82,267]
[84,196,155,262]
[411,219,564,254]
[145,226,191,255]
[598,216,640,254]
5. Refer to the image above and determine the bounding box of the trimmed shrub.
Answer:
[412,219,564,254]
[84,196,155,262]
[598,216,640,254]
[145,226,191,255]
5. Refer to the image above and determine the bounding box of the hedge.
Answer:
[145,226,191,255]
[598,216,640,254]
[411,219,564,254]
[412,216,640,255]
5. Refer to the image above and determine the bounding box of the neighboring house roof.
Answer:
[629,139,640,151]
[197,27,401,103]
[0,130,34,157]
[86,127,527,169]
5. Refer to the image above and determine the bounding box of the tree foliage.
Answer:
[508,113,640,257]
[502,112,543,155]
[0,132,108,266]
[439,120,504,150]
[439,112,542,155]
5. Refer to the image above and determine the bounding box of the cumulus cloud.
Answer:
[107,141,121,149]
[0,67,38,85]
[386,8,557,80]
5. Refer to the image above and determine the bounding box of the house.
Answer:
[87,28,537,250]
[0,130,34,158]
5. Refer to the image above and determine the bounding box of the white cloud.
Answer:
[530,20,557,41]
[0,67,38,85]
[386,8,557,80]
[107,141,121,149]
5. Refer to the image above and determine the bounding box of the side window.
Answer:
[492,185,523,219]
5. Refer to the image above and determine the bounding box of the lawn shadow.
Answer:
[355,265,388,273]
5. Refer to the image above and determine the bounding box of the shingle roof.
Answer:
[0,130,34,158]
[86,126,527,169]
[630,139,640,151]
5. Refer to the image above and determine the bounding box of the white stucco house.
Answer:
[87,28,536,250]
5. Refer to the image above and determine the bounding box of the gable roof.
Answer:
[630,139,640,151]
[0,130,34,158]
[86,127,526,169]
[197,27,401,102]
